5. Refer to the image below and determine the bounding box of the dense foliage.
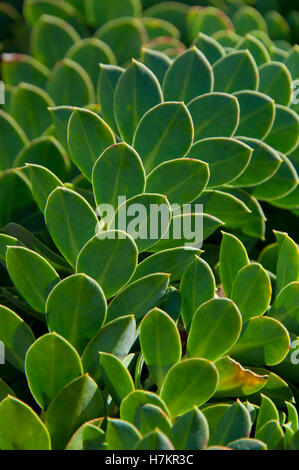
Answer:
[0,0,298,451]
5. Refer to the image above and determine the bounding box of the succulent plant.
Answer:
[0,0,298,452]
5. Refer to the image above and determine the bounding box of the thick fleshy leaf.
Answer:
[107,273,170,322]
[265,105,299,155]
[92,143,146,220]
[234,91,275,140]
[9,83,54,140]
[99,352,134,406]
[146,158,209,207]
[45,187,98,267]
[135,430,173,450]
[131,246,200,283]
[230,316,290,366]
[46,274,107,353]
[219,232,250,297]
[110,193,171,252]
[187,298,242,361]
[162,47,213,103]
[140,308,181,389]
[259,62,292,106]
[45,375,104,450]
[180,255,215,331]
[27,164,63,213]
[6,246,60,313]
[106,419,141,451]
[187,6,232,41]
[233,5,267,35]
[256,394,279,433]
[141,16,179,41]
[193,32,225,64]
[188,92,239,141]
[46,58,94,106]
[25,333,83,409]
[215,356,268,397]
[134,404,172,437]
[228,438,267,450]
[48,105,74,150]
[236,35,270,67]
[97,64,124,134]
[0,109,28,171]
[270,282,299,335]
[114,60,162,144]
[213,50,259,93]
[86,0,139,27]
[0,397,51,450]
[275,232,299,295]
[67,107,115,181]
[133,102,194,174]
[170,407,209,450]
[231,263,272,321]
[0,234,18,263]
[186,137,253,187]
[31,14,80,68]
[66,38,116,88]
[210,400,251,446]
[160,358,219,417]
[0,305,35,372]
[140,48,172,85]
[120,390,169,423]
[95,17,147,66]
[1,52,49,88]
[82,315,136,384]
[0,379,14,402]
[255,420,284,450]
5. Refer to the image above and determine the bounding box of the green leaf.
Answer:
[92,143,146,220]
[228,438,267,450]
[234,90,275,140]
[287,402,298,432]
[48,105,74,149]
[256,394,279,433]
[236,34,270,67]
[215,356,268,397]
[230,316,290,366]
[231,263,272,321]
[135,430,173,450]
[45,374,104,450]
[187,6,232,41]
[86,0,139,27]
[160,358,219,417]
[0,170,35,228]
[134,404,172,436]
[230,137,282,187]
[1,52,49,88]
[180,255,215,331]
[211,400,251,446]
[186,137,253,187]
[81,423,106,450]
[259,62,292,106]
[24,0,77,26]
[45,187,98,267]
[82,315,136,384]
[9,83,54,140]
[46,58,94,106]
[219,232,250,297]
[107,273,170,323]
[76,231,138,299]
[27,163,63,213]
[141,17,180,41]
[114,59,162,144]
[270,282,299,335]
[0,305,35,372]
[31,14,80,68]
[120,390,169,423]
[188,92,239,141]
[275,232,299,295]
[0,109,28,171]
[95,17,147,66]
[201,403,231,440]
[25,333,83,409]
[66,38,116,88]
[0,234,18,262]
[162,46,213,103]
[140,48,172,85]
[255,420,284,450]
[131,246,200,283]
[6,246,60,313]
[146,158,209,207]
[99,352,134,406]
[0,397,51,450]
[106,418,141,450]
[140,308,181,389]
[213,50,259,93]
[133,102,194,174]
[110,193,171,252]
[265,105,299,155]
[0,379,15,402]
[187,299,242,361]
[233,5,267,35]
[97,64,124,135]
[67,107,115,181]
[170,407,209,450]
[193,32,225,64]
[46,274,107,354]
